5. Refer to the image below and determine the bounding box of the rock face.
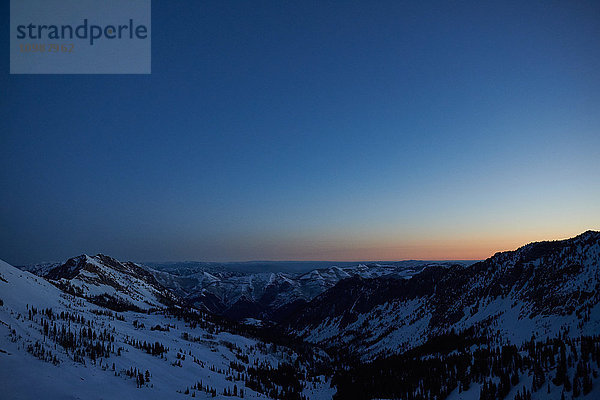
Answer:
[286,231,600,358]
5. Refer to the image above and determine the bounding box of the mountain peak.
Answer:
[32,253,176,311]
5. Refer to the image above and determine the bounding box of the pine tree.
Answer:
[573,377,581,397]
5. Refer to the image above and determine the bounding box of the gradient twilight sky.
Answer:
[1,1,600,265]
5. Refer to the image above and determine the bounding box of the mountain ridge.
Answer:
[286,230,600,357]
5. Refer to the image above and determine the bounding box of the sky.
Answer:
[1,1,600,265]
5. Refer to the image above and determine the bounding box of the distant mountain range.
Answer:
[142,260,479,274]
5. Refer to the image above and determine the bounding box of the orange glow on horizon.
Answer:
[256,229,598,262]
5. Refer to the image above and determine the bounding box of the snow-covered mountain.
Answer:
[21,254,179,311]
[0,259,334,399]
[288,230,600,358]
[5,231,600,400]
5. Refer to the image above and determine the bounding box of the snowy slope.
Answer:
[0,259,334,400]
